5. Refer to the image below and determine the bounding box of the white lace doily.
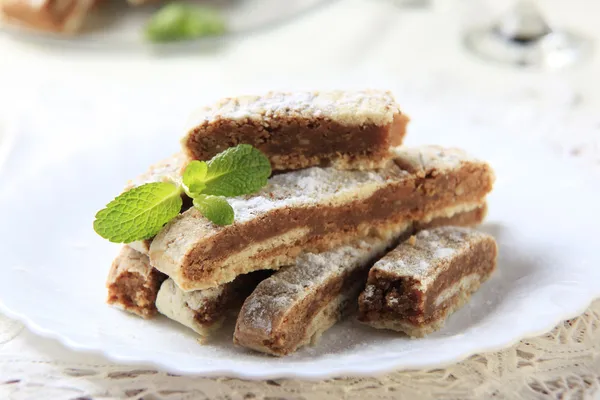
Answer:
[0,300,597,399]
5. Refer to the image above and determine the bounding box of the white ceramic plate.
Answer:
[0,80,599,379]
[0,0,331,51]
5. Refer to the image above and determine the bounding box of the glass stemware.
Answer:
[463,0,593,69]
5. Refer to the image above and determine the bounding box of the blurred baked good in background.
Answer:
[0,0,329,43]
[0,0,100,33]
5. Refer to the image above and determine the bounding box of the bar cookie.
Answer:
[106,246,167,319]
[1,0,96,33]
[156,271,271,336]
[233,234,400,356]
[150,146,494,291]
[182,90,409,170]
[358,227,498,337]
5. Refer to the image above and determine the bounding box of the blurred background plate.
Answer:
[0,0,333,51]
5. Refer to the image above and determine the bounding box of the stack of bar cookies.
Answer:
[106,90,498,356]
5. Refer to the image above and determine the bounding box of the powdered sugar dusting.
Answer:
[372,227,490,285]
[392,146,480,173]
[375,258,405,272]
[242,295,293,334]
[434,248,456,259]
[228,164,400,223]
[186,90,401,129]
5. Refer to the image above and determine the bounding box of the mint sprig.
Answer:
[94,145,271,243]
[145,3,227,43]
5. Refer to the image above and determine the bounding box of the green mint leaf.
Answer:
[193,194,234,226]
[182,160,208,196]
[145,3,188,42]
[93,182,182,243]
[203,144,272,197]
[145,3,226,43]
[185,6,227,37]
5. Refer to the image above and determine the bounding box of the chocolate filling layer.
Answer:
[185,114,408,168]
